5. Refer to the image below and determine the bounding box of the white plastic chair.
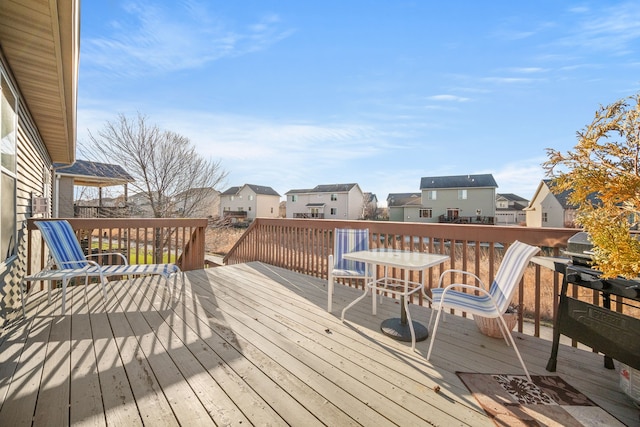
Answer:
[327,228,370,312]
[21,220,181,314]
[426,240,539,381]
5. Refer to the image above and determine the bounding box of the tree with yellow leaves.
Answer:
[543,93,640,278]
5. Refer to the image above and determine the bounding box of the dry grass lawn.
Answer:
[205,226,245,255]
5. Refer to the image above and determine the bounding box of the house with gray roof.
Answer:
[285,183,366,220]
[387,193,423,222]
[418,174,498,223]
[219,184,281,221]
[525,180,590,228]
[495,193,529,225]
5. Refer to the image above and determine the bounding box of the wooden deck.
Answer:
[0,262,638,426]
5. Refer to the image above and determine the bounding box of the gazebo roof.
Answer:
[54,160,135,187]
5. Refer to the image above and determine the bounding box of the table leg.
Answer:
[380,272,429,344]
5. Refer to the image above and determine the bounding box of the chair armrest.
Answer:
[437,269,486,289]
[438,283,501,313]
[441,282,492,297]
[57,259,101,269]
[86,252,129,265]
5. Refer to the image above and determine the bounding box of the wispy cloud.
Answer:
[482,76,539,85]
[82,1,294,77]
[427,94,470,102]
[506,67,548,74]
[559,2,640,55]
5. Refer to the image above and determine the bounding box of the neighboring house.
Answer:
[173,187,220,219]
[285,183,366,220]
[525,180,589,228]
[54,159,135,218]
[219,184,281,221]
[387,193,423,222]
[495,193,529,226]
[0,1,79,318]
[417,174,498,223]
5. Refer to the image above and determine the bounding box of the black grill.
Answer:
[546,241,640,372]
[564,231,594,266]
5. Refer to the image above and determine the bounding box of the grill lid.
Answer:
[565,232,594,266]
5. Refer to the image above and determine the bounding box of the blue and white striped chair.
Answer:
[327,228,370,312]
[426,240,539,381]
[22,220,181,314]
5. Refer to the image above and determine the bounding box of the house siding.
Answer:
[525,182,568,228]
[255,194,280,218]
[285,184,366,220]
[220,185,280,220]
[1,53,52,317]
[388,207,405,222]
[419,187,496,223]
[402,207,425,222]
[539,191,565,228]
[347,186,365,219]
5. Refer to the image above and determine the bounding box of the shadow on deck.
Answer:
[0,262,637,426]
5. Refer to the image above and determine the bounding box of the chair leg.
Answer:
[327,266,334,312]
[428,306,436,329]
[496,315,511,347]
[341,283,371,322]
[100,274,108,302]
[426,306,445,360]
[83,274,89,305]
[61,278,69,314]
[499,316,532,382]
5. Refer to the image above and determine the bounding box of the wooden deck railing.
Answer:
[224,218,600,338]
[74,205,132,218]
[27,218,208,275]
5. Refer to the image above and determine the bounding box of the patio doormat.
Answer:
[457,372,627,426]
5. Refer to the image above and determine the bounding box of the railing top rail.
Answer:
[27,217,209,230]
[237,218,577,248]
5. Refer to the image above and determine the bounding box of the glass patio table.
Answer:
[340,249,449,351]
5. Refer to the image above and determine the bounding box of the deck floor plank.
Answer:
[69,281,106,426]
[210,263,492,426]
[184,270,360,426]
[32,287,73,427]
[87,288,143,427]
[108,280,214,426]
[116,276,257,426]
[104,291,178,426]
[124,276,292,426]
[189,271,419,426]
[0,285,61,426]
[0,262,637,426]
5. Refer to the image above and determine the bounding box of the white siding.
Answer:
[255,194,280,218]
[526,183,566,228]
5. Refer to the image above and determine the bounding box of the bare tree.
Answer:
[361,198,378,220]
[83,113,228,263]
[84,112,228,219]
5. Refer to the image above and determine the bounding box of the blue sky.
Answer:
[78,1,640,206]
